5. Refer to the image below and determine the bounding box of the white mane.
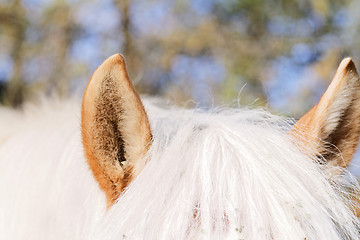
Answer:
[0,99,359,240]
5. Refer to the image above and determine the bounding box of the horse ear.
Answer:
[81,54,152,205]
[292,58,360,170]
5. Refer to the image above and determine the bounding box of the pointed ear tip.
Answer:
[92,53,127,77]
[85,53,127,95]
[101,53,126,69]
[339,57,357,73]
[108,53,126,63]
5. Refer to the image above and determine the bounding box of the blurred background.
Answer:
[1,0,360,172]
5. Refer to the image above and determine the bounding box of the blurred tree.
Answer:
[113,0,144,91]
[0,0,359,114]
[0,0,28,107]
[40,0,78,97]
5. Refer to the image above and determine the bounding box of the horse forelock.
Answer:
[99,100,360,239]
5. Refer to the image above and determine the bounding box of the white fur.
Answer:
[0,99,359,240]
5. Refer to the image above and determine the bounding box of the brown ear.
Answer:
[81,54,152,205]
[292,58,360,170]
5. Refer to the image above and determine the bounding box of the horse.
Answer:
[0,54,360,240]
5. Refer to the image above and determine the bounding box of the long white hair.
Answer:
[1,54,360,240]
[99,104,360,239]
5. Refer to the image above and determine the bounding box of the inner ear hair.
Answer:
[81,54,152,205]
[292,58,360,170]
